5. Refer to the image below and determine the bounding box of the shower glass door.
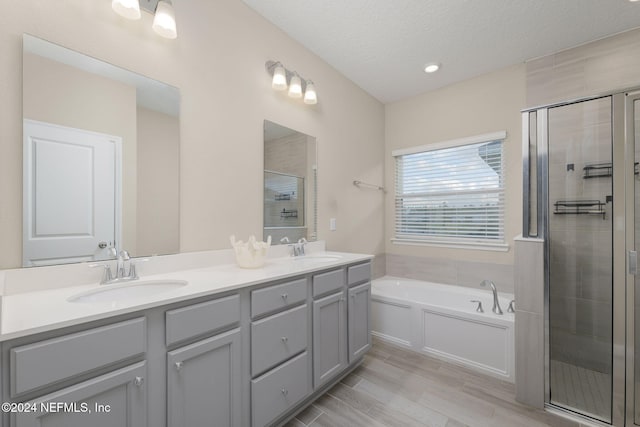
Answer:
[633,96,640,426]
[547,97,613,423]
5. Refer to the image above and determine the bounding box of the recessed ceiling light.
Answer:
[630,0,640,2]
[424,63,440,73]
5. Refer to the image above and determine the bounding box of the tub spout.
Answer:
[480,280,503,315]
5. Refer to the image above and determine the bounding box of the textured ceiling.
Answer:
[242,0,640,103]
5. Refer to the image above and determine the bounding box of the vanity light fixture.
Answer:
[288,73,303,98]
[152,0,178,39]
[271,62,288,91]
[111,0,178,39]
[265,60,318,105]
[304,81,317,105]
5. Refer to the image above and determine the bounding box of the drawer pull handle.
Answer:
[281,293,288,300]
[134,376,144,387]
[175,361,184,371]
[281,388,288,396]
[281,336,288,343]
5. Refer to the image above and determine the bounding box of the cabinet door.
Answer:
[12,362,146,427]
[313,291,347,388]
[348,282,371,363]
[167,328,241,427]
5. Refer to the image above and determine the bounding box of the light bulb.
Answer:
[153,0,178,39]
[304,81,317,105]
[272,64,287,91]
[288,73,302,98]
[112,0,141,20]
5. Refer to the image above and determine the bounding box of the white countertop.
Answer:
[0,251,372,342]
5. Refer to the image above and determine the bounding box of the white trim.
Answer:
[391,131,507,157]
[391,238,510,252]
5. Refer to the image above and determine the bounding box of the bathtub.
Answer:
[371,276,515,382]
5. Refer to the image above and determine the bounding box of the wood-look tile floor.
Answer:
[283,339,593,427]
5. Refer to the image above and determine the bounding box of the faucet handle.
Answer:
[507,300,515,313]
[470,300,484,313]
[128,258,149,280]
[89,263,114,284]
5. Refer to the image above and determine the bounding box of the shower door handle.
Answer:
[629,250,638,275]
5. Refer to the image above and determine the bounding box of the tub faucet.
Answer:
[480,280,503,315]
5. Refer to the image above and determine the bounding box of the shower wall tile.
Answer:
[514,238,544,315]
[515,310,544,408]
[549,296,577,334]
[575,299,612,340]
[385,253,513,293]
[372,253,386,279]
[456,261,513,292]
[385,253,457,286]
[550,329,612,374]
[526,27,640,108]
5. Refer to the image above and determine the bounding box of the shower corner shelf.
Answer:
[582,163,612,179]
[553,200,606,219]
[582,162,639,178]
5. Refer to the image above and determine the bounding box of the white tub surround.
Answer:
[0,241,372,341]
[371,276,515,382]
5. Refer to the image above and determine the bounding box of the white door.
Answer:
[23,120,121,267]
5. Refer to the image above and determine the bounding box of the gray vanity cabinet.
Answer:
[312,290,347,388]
[167,328,242,427]
[348,282,371,363]
[12,361,147,427]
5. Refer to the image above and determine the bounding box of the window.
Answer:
[393,132,506,249]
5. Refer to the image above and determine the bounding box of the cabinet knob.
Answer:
[281,293,288,300]
[281,388,288,396]
[175,361,184,371]
[134,376,144,387]
[281,336,288,343]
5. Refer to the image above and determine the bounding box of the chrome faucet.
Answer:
[90,249,146,285]
[281,236,308,257]
[117,250,131,279]
[294,238,308,256]
[480,280,503,315]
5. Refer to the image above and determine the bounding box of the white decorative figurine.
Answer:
[230,235,271,268]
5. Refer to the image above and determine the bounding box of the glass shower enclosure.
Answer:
[523,92,640,426]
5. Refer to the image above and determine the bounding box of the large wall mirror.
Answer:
[264,121,317,245]
[22,34,180,267]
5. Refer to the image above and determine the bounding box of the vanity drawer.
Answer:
[347,262,371,286]
[165,294,240,346]
[312,269,345,298]
[10,317,146,397]
[251,304,308,377]
[252,351,310,427]
[251,278,307,318]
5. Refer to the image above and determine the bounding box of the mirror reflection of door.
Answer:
[23,120,121,266]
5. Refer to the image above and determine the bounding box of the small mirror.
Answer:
[22,35,180,267]
[264,121,317,244]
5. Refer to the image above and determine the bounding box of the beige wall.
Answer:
[22,52,138,254]
[385,64,526,266]
[0,0,385,268]
[136,107,180,256]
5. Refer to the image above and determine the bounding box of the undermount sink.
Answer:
[294,255,343,262]
[68,280,188,304]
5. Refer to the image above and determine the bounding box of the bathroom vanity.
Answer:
[0,252,372,427]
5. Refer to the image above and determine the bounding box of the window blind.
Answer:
[394,139,504,244]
